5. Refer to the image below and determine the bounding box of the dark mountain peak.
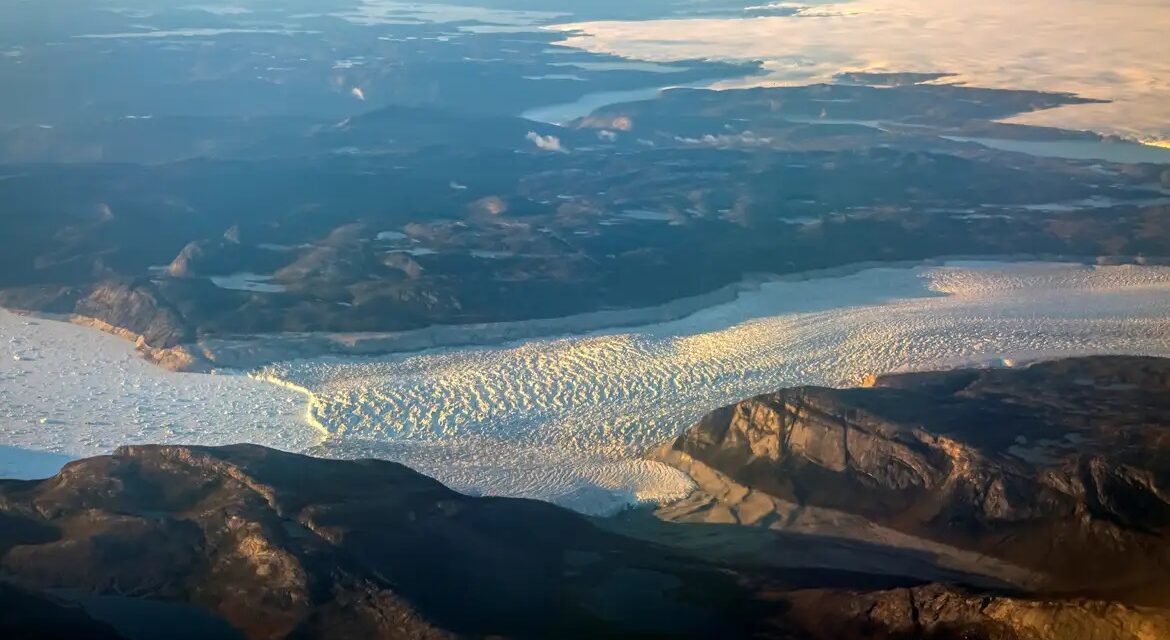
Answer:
[657,356,1170,605]
[0,443,747,639]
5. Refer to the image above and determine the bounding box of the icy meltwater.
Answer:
[4,262,1170,514]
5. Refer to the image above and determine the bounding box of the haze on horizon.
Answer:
[553,0,1170,145]
[2,0,1170,511]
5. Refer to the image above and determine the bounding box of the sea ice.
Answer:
[0,309,319,476]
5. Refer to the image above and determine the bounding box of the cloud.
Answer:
[551,0,1170,145]
[188,5,253,16]
[579,115,633,132]
[331,1,565,27]
[526,131,569,153]
[94,203,115,223]
[674,131,774,147]
[471,196,508,215]
[350,87,366,101]
[745,2,865,17]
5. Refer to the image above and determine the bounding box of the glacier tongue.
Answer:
[4,261,1170,515]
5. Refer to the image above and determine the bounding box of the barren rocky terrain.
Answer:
[646,357,1170,605]
[3,357,1170,639]
[4,80,1169,371]
[3,2,1170,637]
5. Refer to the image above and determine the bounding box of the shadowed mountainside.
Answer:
[0,444,755,639]
[652,356,1170,607]
[1,416,1169,638]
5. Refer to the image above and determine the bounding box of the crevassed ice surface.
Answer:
[260,262,1170,513]
[4,262,1170,514]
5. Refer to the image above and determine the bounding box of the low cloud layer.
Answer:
[334,0,564,27]
[526,131,568,153]
[552,0,1170,145]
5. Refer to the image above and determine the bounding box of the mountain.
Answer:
[3,358,1170,638]
[651,356,1170,605]
[3,80,1169,372]
[0,443,759,639]
[235,105,581,158]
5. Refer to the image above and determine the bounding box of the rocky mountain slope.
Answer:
[3,357,1170,638]
[0,444,762,639]
[0,443,1162,640]
[652,356,1170,606]
[4,79,1169,371]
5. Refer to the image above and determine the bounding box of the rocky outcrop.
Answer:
[70,280,207,370]
[2,440,1169,639]
[654,356,1170,604]
[71,280,192,349]
[0,444,759,639]
[779,584,1170,640]
[0,280,202,369]
[167,238,267,280]
[167,241,209,278]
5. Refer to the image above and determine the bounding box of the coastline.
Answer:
[7,253,1160,373]
[165,253,1164,371]
[5,259,1170,512]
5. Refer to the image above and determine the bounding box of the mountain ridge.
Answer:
[651,356,1170,605]
[4,357,1170,638]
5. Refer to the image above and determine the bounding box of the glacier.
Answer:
[3,261,1170,515]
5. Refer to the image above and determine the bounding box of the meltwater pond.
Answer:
[4,261,1170,515]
